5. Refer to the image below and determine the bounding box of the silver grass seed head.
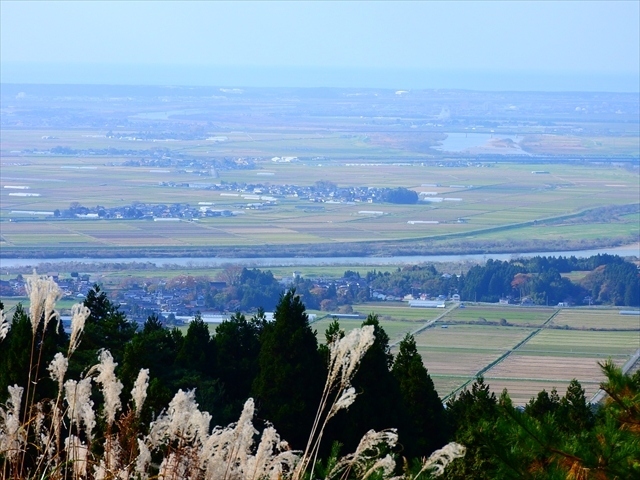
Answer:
[26,272,62,334]
[48,352,68,392]
[419,442,466,477]
[148,389,211,448]
[328,386,358,419]
[131,368,150,415]
[95,349,123,426]
[361,454,396,480]
[0,385,25,460]
[247,426,280,480]
[68,303,91,355]
[328,428,398,479]
[65,434,89,478]
[135,438,151,479]
[7,384,23,419]
[354,428,398,457]
[64,377,95,439]
[327,325,375,390]
[0,309,9,341]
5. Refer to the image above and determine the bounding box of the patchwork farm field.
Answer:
[312,304,640,405]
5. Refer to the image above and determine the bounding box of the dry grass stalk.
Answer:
[295,325,375,479]
[409,442,467,478]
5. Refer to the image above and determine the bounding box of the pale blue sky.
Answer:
[1,1,639,90]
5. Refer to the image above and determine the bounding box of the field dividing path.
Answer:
[442,308,560,402]
[390,303,460,348]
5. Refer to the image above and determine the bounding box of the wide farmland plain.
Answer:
[2,86,638,257]
[1,147,638,255]
[313,304,640,405]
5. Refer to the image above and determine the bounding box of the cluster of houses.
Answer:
[22,179,443,223]
[55,202,238,221]
[0,273,94,300]
[163,180,415,205]
[1,268,461,325]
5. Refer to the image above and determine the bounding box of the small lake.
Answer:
[1,244,638,269]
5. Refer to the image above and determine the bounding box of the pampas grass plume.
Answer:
[0,385,25,461]
[69,302,91,355]
[48,352,68,393]
[131,368,150,415]
[414,442,467,477]
[0,309,8,341]
[95,349,123,426]
[25,272,62,334]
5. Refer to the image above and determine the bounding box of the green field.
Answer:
[1,297,81,315]
[313,316,421,345]
[520,329,638,356]
[438,305,554,326]
[549,309,640,330]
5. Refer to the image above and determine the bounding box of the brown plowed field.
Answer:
[419,350,499,377]
[485,355,624,383]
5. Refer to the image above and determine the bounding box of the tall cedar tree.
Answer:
[251,290,324,449]
[176,313,214,376]
[174,314,226,424]
[215,310,265,419]
[392,333,448,457]
[70,284,136,377]
[327,314,402,453]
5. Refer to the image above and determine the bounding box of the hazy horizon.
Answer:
[2,63,639,93]
[2,1,638,93]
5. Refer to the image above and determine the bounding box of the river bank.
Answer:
[1,243,638,270]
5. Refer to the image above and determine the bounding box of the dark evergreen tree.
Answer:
[525,387,561,420]
[70,284,136,377]
[251,289,324,448]
[557,379,594,434]
[176,313,214,376]
[392,334,448,457]
[328,314,402,453]
[214,310,265,421]
[443,377,501,480]
[120,314,182,421]
[0,304,67,403]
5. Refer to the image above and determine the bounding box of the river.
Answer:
[1,244,638,269]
